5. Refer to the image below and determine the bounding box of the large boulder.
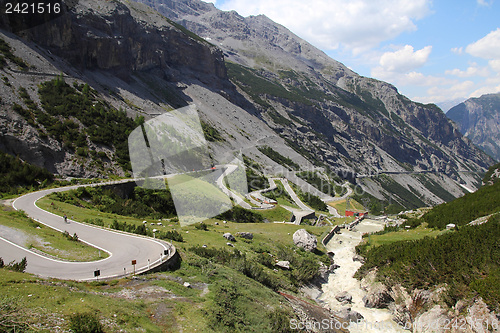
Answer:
[362,283,394,309]
[293,229,317,252]
[223,233,235,242]
[335,308,364,322]
[275,261,290,269]
[335,291,353,304]
[352,254,365,263]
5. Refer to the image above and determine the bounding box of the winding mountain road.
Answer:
[1,182,172,281]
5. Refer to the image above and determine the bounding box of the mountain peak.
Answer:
[447,92,500,161]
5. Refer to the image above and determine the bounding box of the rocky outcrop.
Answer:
[360,269,394,309]
[279,291,347,333]
[412,305,450,333]
[352,254,365,263]
[387,284,500,333]
[293,229,317,252]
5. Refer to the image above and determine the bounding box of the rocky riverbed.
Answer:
[320,219,406,332]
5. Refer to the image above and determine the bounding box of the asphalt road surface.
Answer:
[1,182,171,281]
[277,178,313,211]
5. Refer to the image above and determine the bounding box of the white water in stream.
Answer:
[320,219,406,332]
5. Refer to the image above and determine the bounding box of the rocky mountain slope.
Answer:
[0,0,494,210]
[447,92,500,161]
[135,0,493,204]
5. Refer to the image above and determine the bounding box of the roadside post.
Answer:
[132,260,137,275]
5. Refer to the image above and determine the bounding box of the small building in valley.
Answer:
[345,209,368,217]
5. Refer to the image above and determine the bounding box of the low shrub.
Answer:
[0,257,27,273]
[194,222,208,231]
[68,312,104,333]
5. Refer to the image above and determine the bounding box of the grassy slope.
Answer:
[356,208,500,310]
[27,192,334,331]
[327,198,364,214]
[38,196,330,250]
[0,268,206,332]
[258,205,294,222]
[360,223,448,251]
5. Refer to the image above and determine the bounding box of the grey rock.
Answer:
[335,292,352,304]
[335,308,364,322]
[362,284,394,309]
[223,233,235,242]
[275,261,290,269]
[293,229,317,252]
[235,232,253,240]
[413,305,450,333]
[352,254,365,263]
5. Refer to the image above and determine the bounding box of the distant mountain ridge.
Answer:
[437,98,466,113]
[447,92,500,161]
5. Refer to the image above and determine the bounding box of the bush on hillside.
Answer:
[355,214,500,309]
[68,312,104,333]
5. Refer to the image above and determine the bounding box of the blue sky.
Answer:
[208,0,500,109]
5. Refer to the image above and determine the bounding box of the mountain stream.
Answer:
[320,219,406,332]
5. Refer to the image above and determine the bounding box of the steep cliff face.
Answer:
[1,0,227,84]
[447,93,500,161]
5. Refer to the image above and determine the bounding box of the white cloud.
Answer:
[372,67,451,88]
[477,0,493,6]
[400,72,452,86]
[220,0,432,54]
[445,63,490,77]
[469,84,500,97]
[451,47,463,55]
[466,28,500,59]
[418,81,476,104]
[490,59,500,72]
[371,45,433,85]
[379,45,432,72]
